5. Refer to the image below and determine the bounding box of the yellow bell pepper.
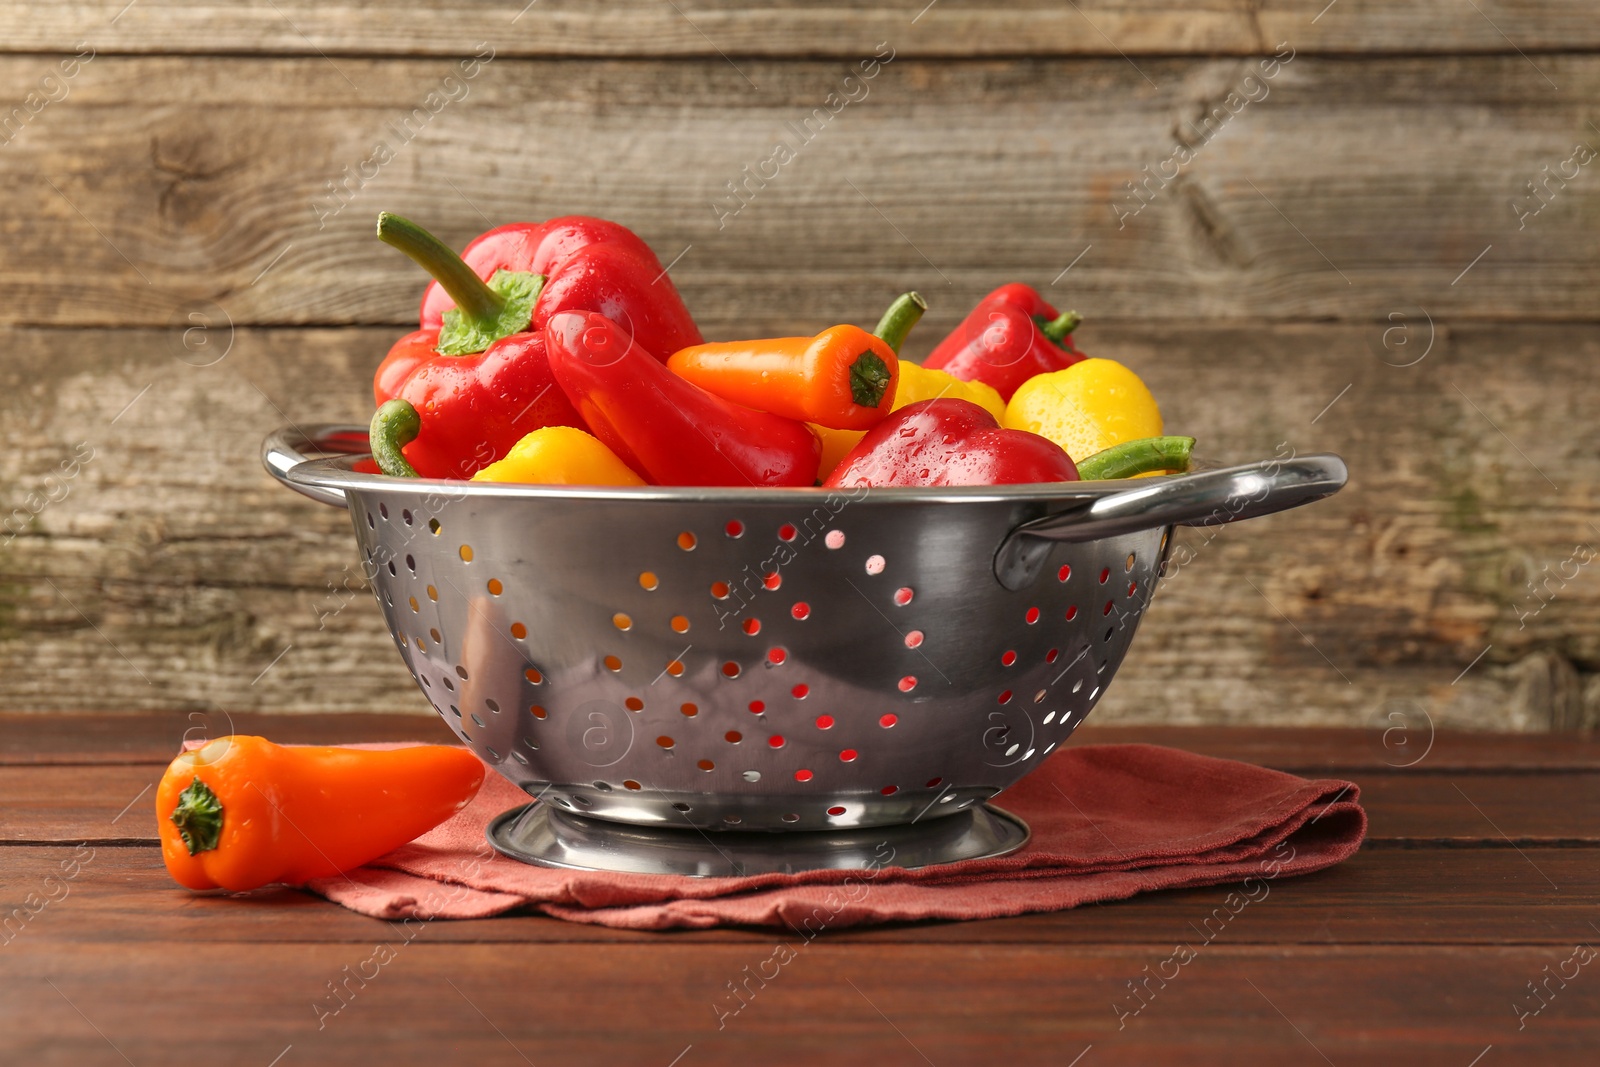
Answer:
[471,426,646,486]
[1004,358,1162,464]
[812,363,1007,478]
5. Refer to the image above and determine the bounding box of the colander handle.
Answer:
[262,424,370,508]
[993,453,1348,590]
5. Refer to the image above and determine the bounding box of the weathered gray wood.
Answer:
[4,2,1597,57]
[1115,318,1600,731]
[3,48,1599,727]
[0,54,1598,327]
[3,321,1598,724]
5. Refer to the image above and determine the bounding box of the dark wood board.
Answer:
[1,844,1595,947]
[2,719,1595,1063]
[2,942,1595,1066]
[0,711,459,766]
[5,762,1599,845]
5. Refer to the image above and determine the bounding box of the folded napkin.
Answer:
[303,743,1364,931]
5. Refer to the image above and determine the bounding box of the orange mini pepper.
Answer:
[665,292,926,430]
[156,736,484,892]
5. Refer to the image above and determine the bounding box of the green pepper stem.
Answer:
[370,398,422,478]
[872,291,928,354]
[848,351,893,408]
[376,212,503,324]
[170,777,224,856]
[1038,310,1082,345]
[1076,436,1195,481]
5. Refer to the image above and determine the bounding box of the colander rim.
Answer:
[284,451,1194,505]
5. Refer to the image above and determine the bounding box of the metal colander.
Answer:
[266,426,1345,875]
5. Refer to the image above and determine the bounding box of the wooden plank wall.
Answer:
[1,2,1597,729]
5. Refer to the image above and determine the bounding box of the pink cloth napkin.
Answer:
[301,743,1365,931]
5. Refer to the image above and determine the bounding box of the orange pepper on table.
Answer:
[156,736,484,892]
[665,292,926,430]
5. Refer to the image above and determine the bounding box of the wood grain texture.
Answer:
[0,711,458,765]
[3,50,1599,728]
[4,322,1598,725]
[7,762,1599,844]
[0,722,1593,1062]
[4,844,1596,947]
[0,54,1597,328]
[4,2,1598,57]
[3,941,1595,1065]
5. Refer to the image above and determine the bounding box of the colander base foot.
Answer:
[486,802,1030,877]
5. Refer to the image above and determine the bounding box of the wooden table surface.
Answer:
[2,713,1596,1065]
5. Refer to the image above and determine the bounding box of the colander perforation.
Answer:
[266,426,1344,869]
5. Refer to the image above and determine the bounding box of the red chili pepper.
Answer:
[370,213,702,479]
[922,283,1085,402]
[545,311,821,487]
[822,398,1079,488]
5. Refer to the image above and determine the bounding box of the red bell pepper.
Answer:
[922,283,1085,402]
[545,312,821,487]
[822,399,1079,488]
[416,217,702,360]
[372,328,584,480]
[370,213,702,479]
